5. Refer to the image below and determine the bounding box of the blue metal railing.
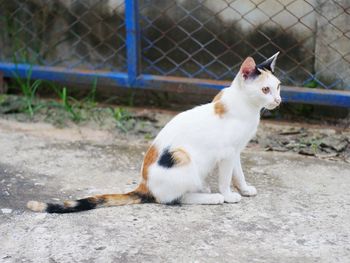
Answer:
[0,0,349,108]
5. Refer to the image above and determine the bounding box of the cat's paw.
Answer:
[211,193,225,204]
[239,185,257,196]
[223,192,241,203]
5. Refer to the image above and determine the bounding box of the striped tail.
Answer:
[26,187,155,214]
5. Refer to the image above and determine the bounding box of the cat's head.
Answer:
[237,52,281,110]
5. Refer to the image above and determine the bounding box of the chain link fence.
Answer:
[0,0,349,92]
[0,0,126,71]
[139,0,350,90]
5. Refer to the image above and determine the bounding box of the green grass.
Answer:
[44,78,100,123]
[7,70,97,122]
[112,107,132,132]
[79,77,98,109]
[303,79,319,89]
[12,66,44,117]
[57,87,82,122]
[0,95,6,105]
[4,69,146,130]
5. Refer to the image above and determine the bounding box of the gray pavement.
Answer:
[0,119,349,263]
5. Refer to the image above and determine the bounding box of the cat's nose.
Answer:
[274,98,281,105]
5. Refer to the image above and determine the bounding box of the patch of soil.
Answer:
[1,95,349,163]
[252,122,350,163]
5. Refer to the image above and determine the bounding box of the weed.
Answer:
[58,87,82,122]
[45,81,84,122]
[303,79,319,89]
[126,90,135,107]
[311,142,319,154]
[144,133,153,140]
[112,107,132,132]
[0,95,6,105]
[299,136,322,154]
[113,107,131,122]
[12,66,44,117]
[81,77,98,109]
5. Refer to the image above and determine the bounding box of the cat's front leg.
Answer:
[218,159,242,203]
[232,154,257,196]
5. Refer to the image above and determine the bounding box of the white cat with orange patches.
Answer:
[28,53,281,213]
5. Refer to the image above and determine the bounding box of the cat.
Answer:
[27,52,281,213]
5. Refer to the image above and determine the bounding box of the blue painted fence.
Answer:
[0,0,349,108]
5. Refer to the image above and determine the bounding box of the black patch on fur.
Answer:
[158,148,175,168]
[251,68,262,79]
[165,198,182,206]
[243,67,261,80]
[257,56,276,73]
[46,198,98,214]
[133,192,156,204]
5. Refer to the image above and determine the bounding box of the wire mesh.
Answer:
[0,0,349,91]
[0,0,126,72]
[139,0,350,90]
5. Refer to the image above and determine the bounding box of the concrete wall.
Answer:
[199,0,316,33]
[314,0,350,89]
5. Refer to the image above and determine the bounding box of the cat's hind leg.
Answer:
[149,164,224,205]
[148,147,223,205]
[147,147,203,204]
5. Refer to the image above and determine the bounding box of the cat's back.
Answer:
[153,103,216,144]
[154,93,260,150]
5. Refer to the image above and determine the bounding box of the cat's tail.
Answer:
[26,185,155,213]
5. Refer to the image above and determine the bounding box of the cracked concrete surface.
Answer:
[0,119,349,263]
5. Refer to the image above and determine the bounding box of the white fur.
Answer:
[146,57,281,204]
[27,201,47,212]
[268,51,279,72]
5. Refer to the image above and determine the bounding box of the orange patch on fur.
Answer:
[171,148,191,166]
[86,196,101,204]
[134,181,154,202]
[136,182,149,194]
[63,200,77,207]
[142,145,158,180]
[214,101,227,117]
[98,194,141,205]
[212,90,223,102]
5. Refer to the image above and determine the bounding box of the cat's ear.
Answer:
[240,57,258,80]
[256,51,279,73]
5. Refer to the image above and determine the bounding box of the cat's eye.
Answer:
[262,87,270,94]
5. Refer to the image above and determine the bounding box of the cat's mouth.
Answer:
[265,103,280,110]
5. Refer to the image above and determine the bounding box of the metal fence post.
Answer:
[125,0,140,87]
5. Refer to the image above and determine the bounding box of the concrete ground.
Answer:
[0,118,349,263]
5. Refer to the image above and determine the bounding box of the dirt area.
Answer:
[1,94,349,163]
[0,102,350,262]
